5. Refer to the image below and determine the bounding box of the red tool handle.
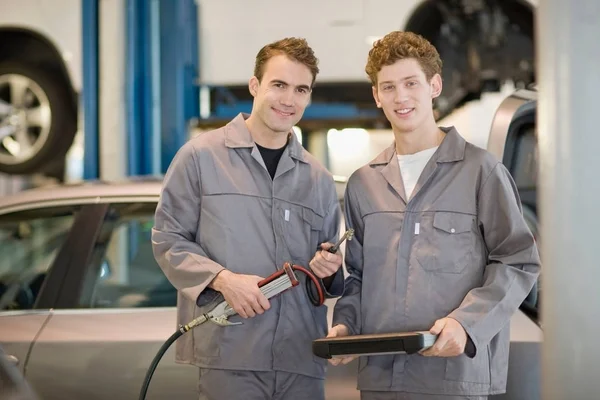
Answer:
[257,263,300,287]
[256,263,324,306]
[257,267,286,288]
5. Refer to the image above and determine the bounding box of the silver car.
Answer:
[0,89,541,400]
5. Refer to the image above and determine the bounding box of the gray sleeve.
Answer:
[448,162,541,355]
[151,143,225,304]
[332,182,364,335]
[318,182,345,298]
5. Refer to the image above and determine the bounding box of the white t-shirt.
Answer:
[397,146,439,199]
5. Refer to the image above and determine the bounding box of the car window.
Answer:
[82,202,176,309]
[0,206,77,311]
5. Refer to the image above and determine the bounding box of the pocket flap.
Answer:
[433,212,474,234]
[302,207,324,230]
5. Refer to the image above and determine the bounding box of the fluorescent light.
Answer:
[327,128,369,156]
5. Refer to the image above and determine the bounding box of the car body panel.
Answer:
[0,179,162,215]
[0,312,50,374]
[24,309,197,400]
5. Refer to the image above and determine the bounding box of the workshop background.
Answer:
[4,1,597,400]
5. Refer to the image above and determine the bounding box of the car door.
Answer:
[0,203,80,377]
[489,90,542,400]
[24,200,198,400]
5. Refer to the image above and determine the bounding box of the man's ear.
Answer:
[372,86,382,108]
[430,73,442,99]
[249,76,259,97]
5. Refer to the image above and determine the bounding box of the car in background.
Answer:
[0,0,536,176]
[0,88,541,400]
[0,1,80,176]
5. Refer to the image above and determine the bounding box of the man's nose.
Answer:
[393,87,409,103]
[279,89,294,106]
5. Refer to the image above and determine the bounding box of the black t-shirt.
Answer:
[256,142,287,179]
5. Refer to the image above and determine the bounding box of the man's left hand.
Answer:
[420,317,467,357]
[309,243,343,278]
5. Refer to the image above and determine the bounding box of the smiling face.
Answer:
[372,58,442,135]
[248,54,313,136]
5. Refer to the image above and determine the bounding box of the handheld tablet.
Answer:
[312,331,437,359]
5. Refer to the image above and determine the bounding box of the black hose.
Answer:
[138,329,184,400]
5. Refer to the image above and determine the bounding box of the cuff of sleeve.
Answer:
[322,268,345,298]
[464,335,476,358]
[180,264,225,305]
[196,287,222,308]
[331,320,357,336]
[448,314,478,358]
[332,314,359,336]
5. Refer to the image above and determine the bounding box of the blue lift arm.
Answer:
[82,0,99,180]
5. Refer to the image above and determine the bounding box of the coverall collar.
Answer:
[224,113,306,163]
[369,126,466,167]
[369,126,467,204]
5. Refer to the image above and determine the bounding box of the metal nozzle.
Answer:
[328,229,355,253]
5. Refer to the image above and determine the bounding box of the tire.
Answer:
[0,61,77,175]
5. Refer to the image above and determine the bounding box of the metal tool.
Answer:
[327,229,355,254]
[305,229,355,306]
[183,263,301,329]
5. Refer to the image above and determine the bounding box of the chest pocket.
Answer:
[416,212,476,274]
[280,204,324,264]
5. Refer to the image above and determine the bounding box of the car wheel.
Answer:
[0,61,77,175]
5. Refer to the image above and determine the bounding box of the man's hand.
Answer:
[326,324,357,366]
[420,317,467,357]
[209,270,270,318]
[309,243,343,279]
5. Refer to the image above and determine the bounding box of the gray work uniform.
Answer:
[197,368,325,400]
[360,392,486,400]
[333,127,541,398]
[152,114,344,394]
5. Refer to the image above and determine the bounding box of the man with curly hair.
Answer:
[153,37,344,400]
[328,31,541,400]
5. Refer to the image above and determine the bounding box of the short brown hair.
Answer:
[254,37,320,86]
[365,31,442,85]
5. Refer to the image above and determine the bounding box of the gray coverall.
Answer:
[333,127,541,399]
[152,113,344,399]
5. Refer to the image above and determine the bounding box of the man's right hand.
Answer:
[209,270,270,318]
[327,324,357,366]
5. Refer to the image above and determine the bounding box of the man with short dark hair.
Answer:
[152,37,344,400]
